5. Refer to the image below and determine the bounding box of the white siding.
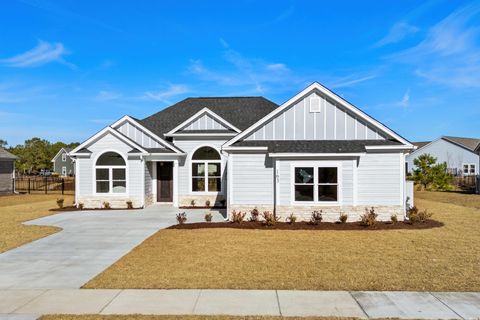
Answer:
[116,121,167,149]
[245,92,388,141]
[357,153,401,205]
[406,139,479,175]
[230,153,274,205]
[181,113,228,131]
[145,161,153,197]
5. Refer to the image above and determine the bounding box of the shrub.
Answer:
[262,211,280,226]
[249,208,260,222]
[56,198,64,209]
[176,212,187,224]
[339,212,348,224]
[231,210,246,223]
[391,214,398,224]
[190,199,196,207]
[286,213,297,224]
[126,200,133,209]
[103,201,111,209]
[408,206,432,223]
[205,200,211,207]
[412,154,453,191]
[78,202,84,210]
[360,207,377,226]
[308,210,323,225]
[204,212,213,222]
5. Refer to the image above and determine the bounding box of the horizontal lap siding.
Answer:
[231,153,273,205]
[357,153,401,205]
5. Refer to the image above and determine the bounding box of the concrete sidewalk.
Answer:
[1,289,479,319]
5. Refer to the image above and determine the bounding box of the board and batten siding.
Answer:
[76,132,145,208]
[116,121,166,149]
[229,153,274,206]
[245,92,388,141]
[357,153,402,205]
[181,113,228,131]
[406,138,479,175]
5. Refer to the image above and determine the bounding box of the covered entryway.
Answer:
[157,161,173,202]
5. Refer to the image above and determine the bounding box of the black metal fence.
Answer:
[15,176,75,195]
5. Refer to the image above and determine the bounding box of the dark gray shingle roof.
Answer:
[145,148,177,154]
[140,97,278,138]
[442,136,480,152]
[0,148,17,160]
[232,140,402,153]
[413,141,430,149]
[176,129,237,134]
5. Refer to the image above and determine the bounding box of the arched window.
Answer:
[191,146,221,192]
[95,152,127,194]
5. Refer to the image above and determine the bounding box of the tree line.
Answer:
[0,138,79,174]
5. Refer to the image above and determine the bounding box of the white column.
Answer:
[173,159,179,207]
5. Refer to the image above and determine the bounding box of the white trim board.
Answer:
[166,108,241,135]
[269,153,365,158]
[224,82,414,148]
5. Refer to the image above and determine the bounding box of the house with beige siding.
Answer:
[70,82,415,221]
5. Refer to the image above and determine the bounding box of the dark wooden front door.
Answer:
[157,162,173,202]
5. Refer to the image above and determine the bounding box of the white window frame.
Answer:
[93,151,128,195]
[290,161,342,206]
[463,163,476,176]
[62,153,67,162]
[189,145,223,195]
[61,166,67,176]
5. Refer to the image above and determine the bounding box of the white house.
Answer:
[406,136,480,176]
[70,82,415,221]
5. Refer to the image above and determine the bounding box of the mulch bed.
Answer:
[168,220,443,231]
[179,206,226,209]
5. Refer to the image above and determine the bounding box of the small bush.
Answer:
[204,212,213,222]
[391,214,398,224]
[126,200,133,209]
[308,210,323,225]
[190,199,196,207]
[339,212,348,224]
[56,198,64,209]
[231,210,246,223]
[262,211,280,226]
[286,213,297,224]
[176,212,187,224]
[78,202,84,210]
[360,207,377,226]
[103,201,111,209]
[408,206,432,223]
[205,200,211,207]
[249,208,260,222]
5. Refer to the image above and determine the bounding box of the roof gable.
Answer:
[166,107,240,135]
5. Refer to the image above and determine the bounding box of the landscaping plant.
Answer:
[249,208,260,222]
[176,212,187,224]
[412,154,453,191]
[390,214,398,224]
[56,198,64,209]
[204,212,213,222]
[205,200,211,208]
[262,211,280,226]
[407,206,432,223]
[360,207,377,226]
[309,210,323,225]
[286,213,297,224]
[126,200,133,209]
[339,212,348,223]
[190,199,196,207]
[78,202,84,210]
[103,201,111,209]
[231,210,246,223]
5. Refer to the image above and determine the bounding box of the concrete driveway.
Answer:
[0,205,225,289]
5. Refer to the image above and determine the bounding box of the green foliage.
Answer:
[407,206,432,223]
[339,212,348,224]
[7,137,79,174]
[390,214,398,224]
[204,212,213,222]
[286,213,297,224]
[412,154,453,191]
[360,207,378,226]
[308,210,323,225]
[0,139,7,148]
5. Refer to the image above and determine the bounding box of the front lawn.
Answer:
[0,194,74,253]
[84,193,480,291]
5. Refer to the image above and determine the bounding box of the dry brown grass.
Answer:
[416,190,480,209]
[40,316,359,320]
[0,194,74,253]
[85,192,480,291]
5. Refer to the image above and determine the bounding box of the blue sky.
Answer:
[1,0,480,146]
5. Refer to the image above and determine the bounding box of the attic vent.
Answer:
[309,96,321,113]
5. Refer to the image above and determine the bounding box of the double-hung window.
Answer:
[294,165,339,203]
[95,152,127,194]
[191,147,221,192]
[463,163,476,176]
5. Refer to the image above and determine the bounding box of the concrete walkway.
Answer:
[0,206,225,289]
[0,289,479,319]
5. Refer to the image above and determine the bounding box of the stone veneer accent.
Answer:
[179,195,226,207]
[77,197,143,209]
[144,193,154,206]
[229,204,404,222]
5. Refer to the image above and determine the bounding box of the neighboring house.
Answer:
[406,136,480,176]
[52,148,75,176]
[0,148,17,194]
[70,82,415,221]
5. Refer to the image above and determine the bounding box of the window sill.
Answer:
[292,201,341,206]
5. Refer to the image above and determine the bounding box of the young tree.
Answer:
[412,154,453,191]
[0,139,7,148]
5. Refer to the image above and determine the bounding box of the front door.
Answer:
[157,162,173,202]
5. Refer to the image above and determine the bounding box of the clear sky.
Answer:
[1,0,479,146]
